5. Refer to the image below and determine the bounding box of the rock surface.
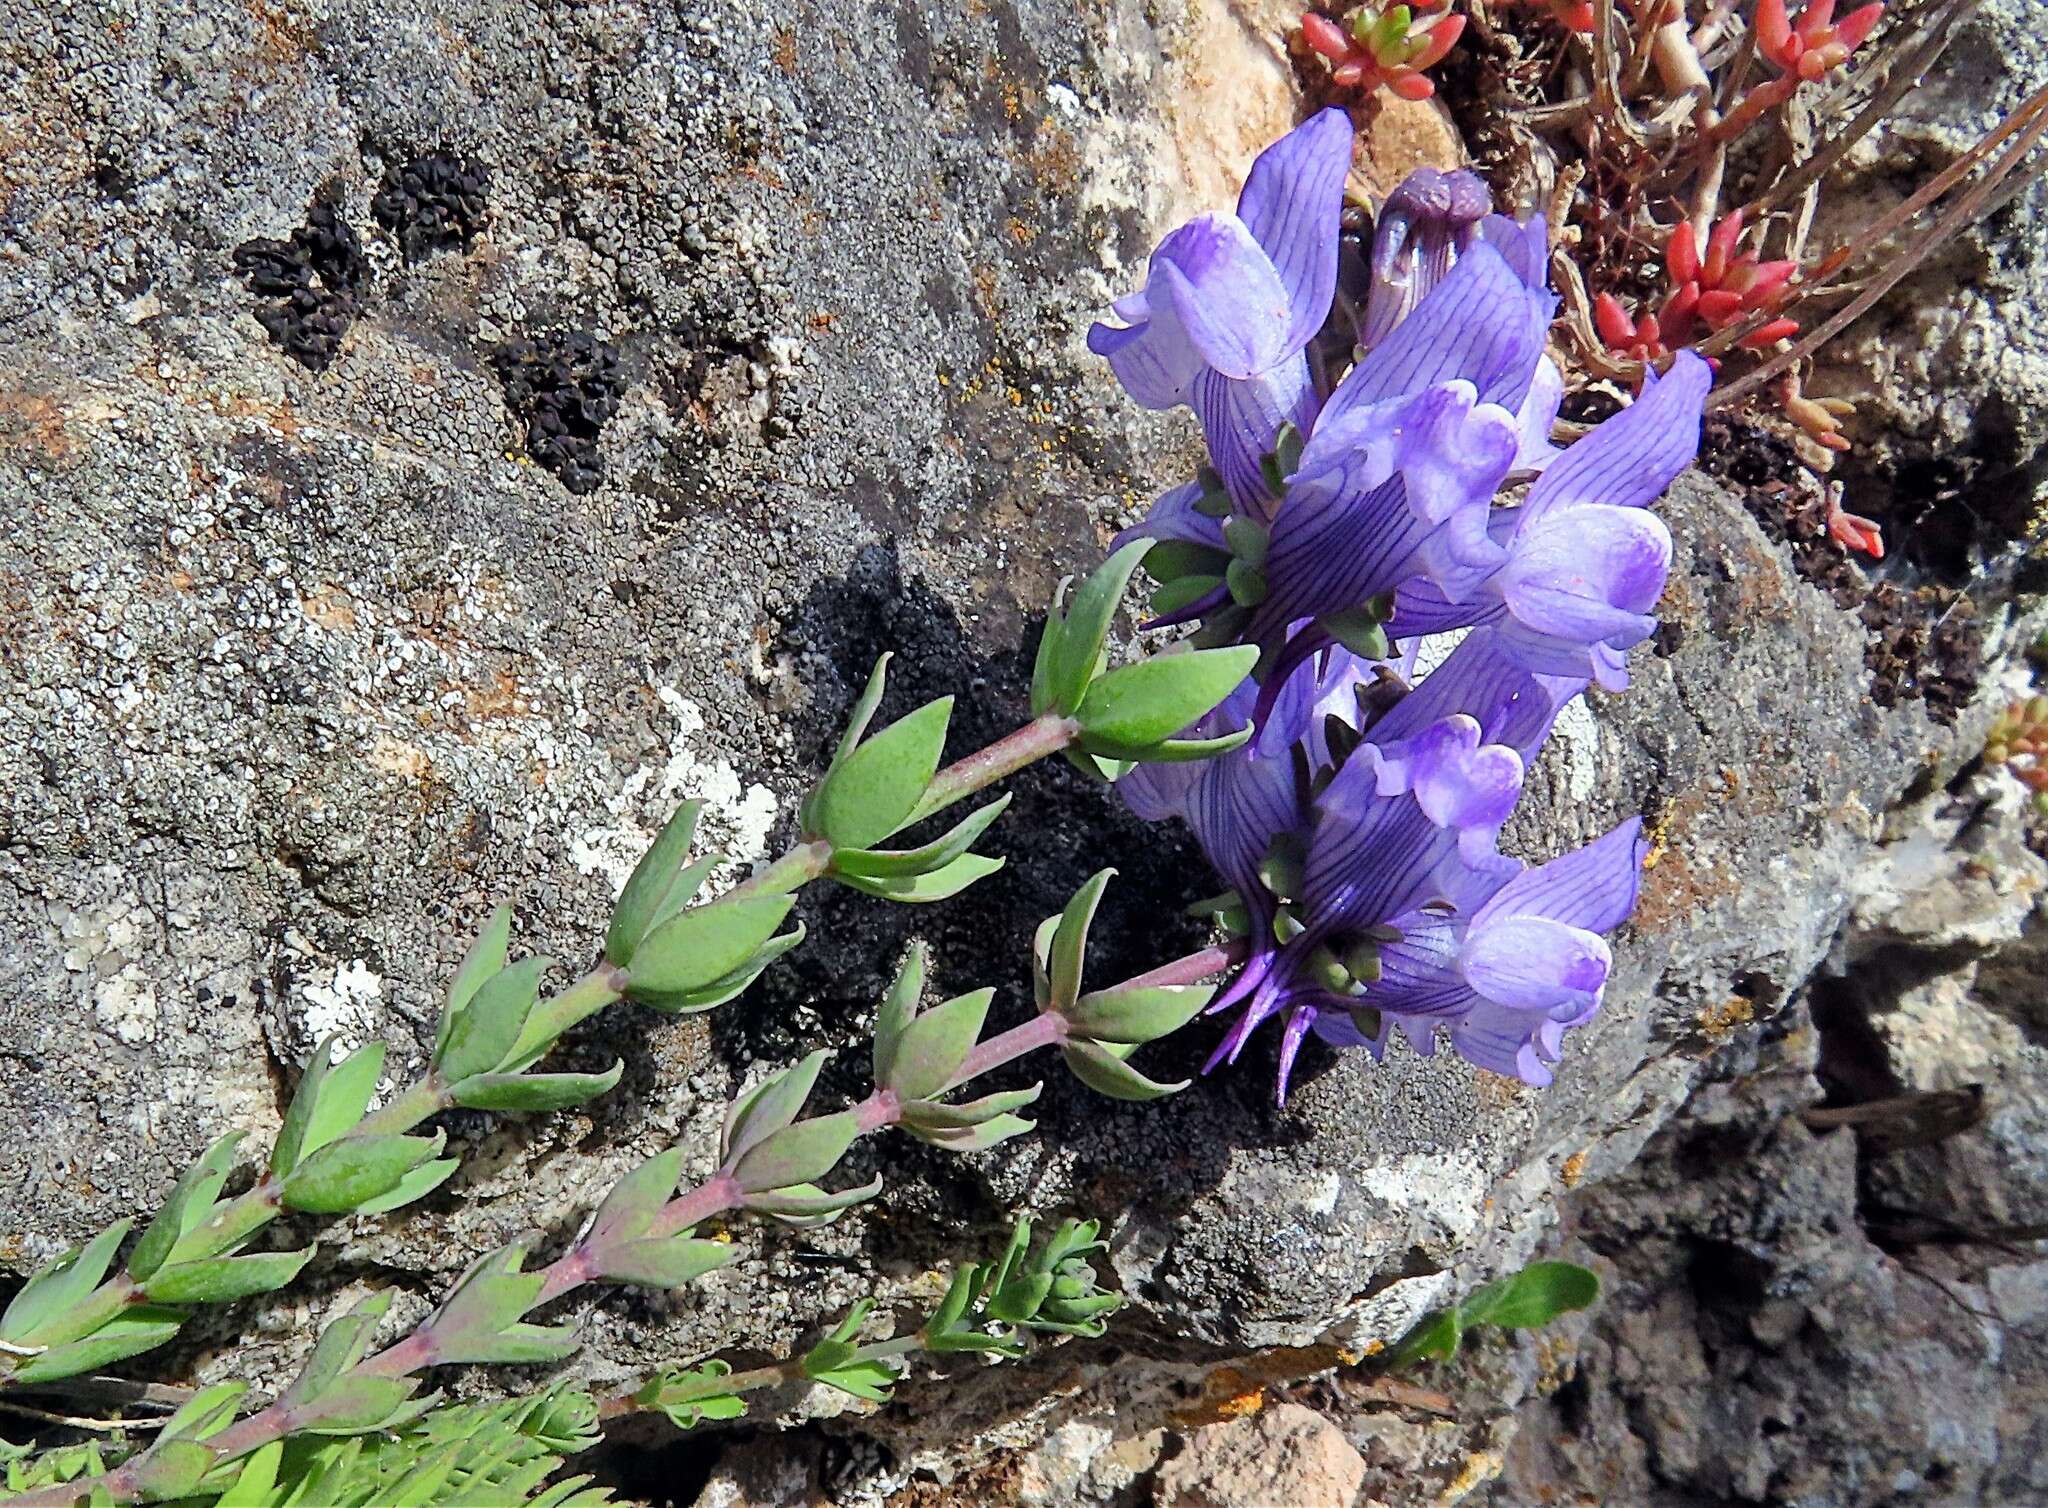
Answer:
[1,0,2045,1503]
[1152,1403,1365,1508]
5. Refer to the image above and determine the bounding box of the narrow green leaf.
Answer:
[126,1439,217,1501]
[731,1111,861,1194]
[828,655,893,772]
[908,1111,1037,1152]
[439,905,513,1057]
[885,987,994,1101]
[293,1374,426,1434]
[810,696,954,849]
[605,801,704,966]
[1061,1039,1188,1102]
[641,1360,747,1431]
[642,854,721,936]
[270,1036,338,1178]
[1459,1261,1601,1331]
[594,1236,733,1289]
[436,957,546,1082]
[156,1380,249,1444]
[722,1049,829,1163]
[870,947,927,1098]
[1097,725,1255,764]
[130,1132,244,1280]
[587,1149,685,1247]
[833,852,1005,903]
[740,1176,882,1227]
[213,1441,283,1508]
[1033,538,1151,717]
[629,926,802,1015]
[812,1357,900,1403]
[626,895,795,999]
[352,1157,461,1216]
[10,1307,187,1383]
[141,1248,315,1305]
[898,1083,1041,1131]
[439,1321,580,1367]
[447,1062,624,1113]
[1030,913,1059,1011]
[1048,869,1113,1015]
[1060,983,1214,1045]
[276,1292,396,1411]
[1,1220,132,1340]
[279,1132,444,1215]
[1072,647,1258,751]
[1387,1309,1463,1367]
[304,1042,389,1167]
[829,795,1011,879]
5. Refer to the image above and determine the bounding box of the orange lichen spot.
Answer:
[1698,996,1755,1041]
[1560,1150,1589,1188]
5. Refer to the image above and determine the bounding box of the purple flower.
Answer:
[1089,110,1355,517]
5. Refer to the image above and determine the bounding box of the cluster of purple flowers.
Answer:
[1094,109,1712,1101]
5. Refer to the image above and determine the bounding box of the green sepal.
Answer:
[869,945,926,1093]
[587,1148,685,1247]
[1070,647,1258,752]
[436,957,547,1083]
[1045,869,1112,1015]
[1,1219,133,1341]
[446,1062,624,1113]
[731,1111,860,1195]
[829,795,1010,879]
[593,1235,733,1290]
[740,1176,882,1228]
[439,905,513,1057]
[1149,574,1225,617]
[8,1307,188,1383]
[1060,983,1214,1045]
[1061,1038,1188,1101]
[1320,607,1390,661]
[1222,516,1269,567]
[1143,539,1230,582]
[625,895,796,1000]
[353,1157,462,1216]
[637,1360,748,1431]
[809,696,954,850]
[882,987,994,1101]
[1225,559,1267,606]
[278,1131,446,1215]
[271,1037,386,1178]
[130,1131,245,1278]
[833,853,1004,903]
[897,1083,1042,1132]
[605,801,704,966]
[140,1248,315,1305]
[722,1050,828,1163]
[1032,537,1152,717]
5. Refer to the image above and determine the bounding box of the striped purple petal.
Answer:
[1521,349,1711,526]
[1473,817,1645,935]
[1193,357,1319,517]
[1234,108,1356,357]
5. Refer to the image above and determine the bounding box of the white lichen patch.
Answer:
[570,687,780,897]
[50,888,163,1044]
[289,936,385,1052]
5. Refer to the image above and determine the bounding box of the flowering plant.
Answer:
[1094,112,1711,1100]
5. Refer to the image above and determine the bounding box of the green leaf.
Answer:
[731,1112,861,1194]
[272,1037,387,1178]
[587,1149,685,1247]
[722,1049,829,1163]
[1,1220,132,1340]
[213,1441,283,1508]
[427,1246,579,1367]
[1093,726,1254,764]
[130,1131,244,1279]
[1060,984,1213,1045]
[1047,869,1112,1015]
[141,1248,315,1305]
[1149,574,1224,617]
[625,895,796,1001]
[868,944,927,1094]
[741,1176,882,1228]
[126,1438,218,1501]
[1386,1308,1463,1368]
[811,1356,900,1402]
[810,697,954,849]
[1143,539,1230,583]
[351,1158,461,1217]
[437,957,547,1083]
[605,801,704,966]
[444,1322,581,1367]
[640,1361,748,1431]
[1072,647,1258,751]
[1033,538,1151,717]
[279,1132,445,1215]
[594,1236,733,1289]
[908,1112,1037,1152]
[1459,1261,1601,1331]
[276,1292,396,1412]
[447,1063,624,1113]
[827,655,894,772]
[833,852,1004,903]
[1061,1039,1188,1102]
[829,795,1011,879]
[628,926,802,1015]
[292,1374,428,1434]
[884,988,993,1101]
[898,1084,1042,1131]
[439,905,514,1058]
[10,1306,188,1383]
[157,1379,250,1444]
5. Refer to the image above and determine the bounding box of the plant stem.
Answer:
[598,1334,928,1421]
[909,714,1079,824]
[727,840,833,900]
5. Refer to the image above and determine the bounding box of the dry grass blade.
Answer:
[1712,82,2048,407]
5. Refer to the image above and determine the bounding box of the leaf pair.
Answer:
[869,944,1040,1151]
[579,1149,732,1288]
[1032,872,1212,1102]
[717,1052,878,1224]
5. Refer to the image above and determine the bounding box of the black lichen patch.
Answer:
[371,151,491,262]
[231,198,368,374]
[489,330,624,495]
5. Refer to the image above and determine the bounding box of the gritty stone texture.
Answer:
[1152,1402,1366,1508]
[0,0,2045,1501]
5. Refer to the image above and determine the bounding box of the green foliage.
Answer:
[1071,647,1259,756]
[1389,1260,1602,1367]
[1032,537,1152,718]
[630,1360,748,1433]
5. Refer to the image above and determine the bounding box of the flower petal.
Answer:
[1521,348,1711,525]
[1474,817,1646,934]
[1498,503,1672,648]
[1512,355,1564,473]
[1460,914,1611,1013]
[1152,215,1295,379]
[1235,108,1356,357]
[1087,311,1203,409]
[1192,357,1319,517]
[1371,627,1588,762]
[1332,242,1555,413]
[1110,480,1228,555]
